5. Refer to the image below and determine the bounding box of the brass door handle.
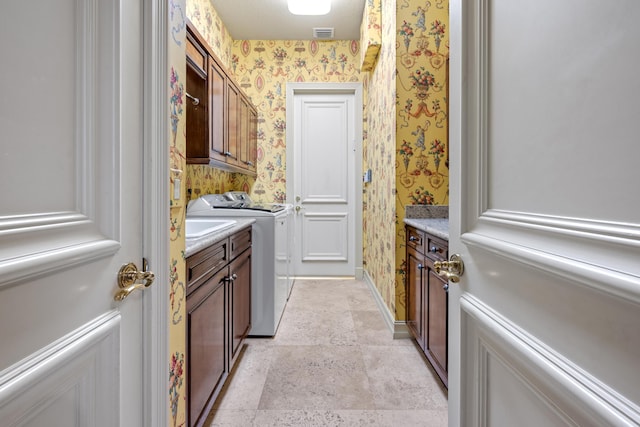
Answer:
[114,262,155,301]
[433,254,464,283]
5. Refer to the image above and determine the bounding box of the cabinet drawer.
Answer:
[406,227,425,252]
[186,238,228,295]
[425,236,448,262]
[229,226,252,259]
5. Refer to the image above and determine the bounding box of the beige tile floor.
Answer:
[206,279,448,426]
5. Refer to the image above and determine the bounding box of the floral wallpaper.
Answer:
[360,0,382,71]
[168,0,188,425]
[363,0,398,318]
[179,0,448,350]
[231,39,362,204]
[394,0,450,320]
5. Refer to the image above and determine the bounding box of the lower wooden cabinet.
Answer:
[405,224,449,388]
[186,268,226,425]
[186,227,252,427]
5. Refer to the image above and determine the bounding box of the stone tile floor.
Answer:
[206,279,448,426]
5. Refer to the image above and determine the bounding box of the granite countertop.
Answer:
[185,218,256,257]
[403,218,449,241]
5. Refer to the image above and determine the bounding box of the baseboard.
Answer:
[363,270,411,339]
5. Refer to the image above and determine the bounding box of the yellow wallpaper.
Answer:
[231,39,362,204]
[394,0,450,320]
[168,1,187,426]
[363,0,398,317]
[179,1,449,346]
[360,0,382,71]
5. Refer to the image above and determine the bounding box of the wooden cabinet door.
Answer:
[226,82,240,166]
[208,57,226,163]
[187,267,228,426]
[406,246,425,351]
[427,269,448,387]
[185,34,209,163]
[229,248,251,363]
[238,96,250,168]
[248,106,258,173]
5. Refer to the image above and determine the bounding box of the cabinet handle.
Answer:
[417,263,423,270]
[246,161,254,166]
[409,236,417,242]
[443,283,449,292]
[224,151,232,156]
[430,246,438,253]
[227,273,238,282]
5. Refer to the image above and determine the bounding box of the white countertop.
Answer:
[403,218,449,241]
[185,218,256,257]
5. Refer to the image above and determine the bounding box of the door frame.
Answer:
[285,82,364,279]
[143,1,169,426]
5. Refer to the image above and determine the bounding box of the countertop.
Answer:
[185,218,256,257]
[403,218,449,241]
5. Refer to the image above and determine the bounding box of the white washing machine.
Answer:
[187,192,294,336]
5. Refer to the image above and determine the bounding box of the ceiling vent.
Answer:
[313,27,334,39]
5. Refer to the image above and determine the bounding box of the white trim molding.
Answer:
[142,0,169,426]
[461,294,640,426]
[0,312,120,427]
[363,270,410,339]
[463,209,640,306]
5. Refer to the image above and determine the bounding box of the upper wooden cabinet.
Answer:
[185,21,257,176]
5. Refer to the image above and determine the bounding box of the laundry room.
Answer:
[168,0,450,425]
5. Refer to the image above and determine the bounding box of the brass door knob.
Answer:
[433,254,464,283]
[114,262,155,301]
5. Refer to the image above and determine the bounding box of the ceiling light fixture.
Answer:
[287,0,331,16]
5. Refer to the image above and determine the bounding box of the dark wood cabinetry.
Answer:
[185,227,252,427]
[405,225,449,388]
[208,56,227,164]
[185,21,257,176]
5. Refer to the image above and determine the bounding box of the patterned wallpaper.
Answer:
[231,39,362,204]
[394,0,450,320]
[363,0,398,318]
[360,0,382,71]
[168,0,188,426]
[176,5,449,399]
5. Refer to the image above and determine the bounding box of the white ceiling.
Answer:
[209,0,366,40]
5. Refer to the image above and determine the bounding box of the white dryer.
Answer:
[187,192,294,336]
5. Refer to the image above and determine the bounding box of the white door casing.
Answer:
[449,1,640,426]
[286,83,363,278]
[0,1,168,426]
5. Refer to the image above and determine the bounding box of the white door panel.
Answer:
[300,103,349,203]
[287,84,363,278]
[449,0,640,425]
[301,213,348,261]
[0,0,148,424]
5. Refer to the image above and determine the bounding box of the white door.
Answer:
[0,1,151,425]
[286,84,363,278]
[448,1,640,426]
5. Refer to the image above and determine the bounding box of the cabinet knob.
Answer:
[409,236,417,242]
[430,246,438,253]
[417,263,423,270]
[227,273,237,282]
[224,151,232,156]
[443,283,449,292]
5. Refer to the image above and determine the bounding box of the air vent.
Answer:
[313,27,334,39]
